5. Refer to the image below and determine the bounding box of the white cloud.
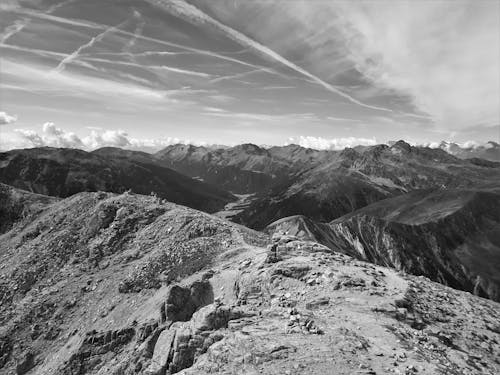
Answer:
[420,140,498,150]
[286,136,377,150]
[0,111,17,125]
[15,122,84,148]
[5,123,206,152]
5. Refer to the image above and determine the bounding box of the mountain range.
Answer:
[0,147,235,213]
[436,141,500,161]
[0,141,499,374]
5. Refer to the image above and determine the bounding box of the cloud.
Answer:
[326,116,361,123]
[15,122,84,148]
[189,1,498,128]
[0,111,18,125]
[204,110,318,123]
[7,123,205,152]
[53,20,130,73]
[332,1,499,128]
[0,0,75,43]
[146,0,393,113]
[203,107,227,113]
[1,59,170,102]
[420,140,498,150]
[286,136,377,150]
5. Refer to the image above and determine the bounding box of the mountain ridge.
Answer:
[0,147,236,213]
[0,185,498,374]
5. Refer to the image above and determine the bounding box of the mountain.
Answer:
[154,143,332,194]
[234,141,500,229]
[0,186,498,374]
[0,183,57,235]
[265,187,500,302]
[438,141,500,161]
[0,147,235,213]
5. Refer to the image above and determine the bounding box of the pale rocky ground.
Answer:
[0,190,499,375]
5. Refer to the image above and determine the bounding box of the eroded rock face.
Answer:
[61,328,135,375]
[145,302,246,375]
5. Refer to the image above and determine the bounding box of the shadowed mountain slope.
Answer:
[154,143,332,194]
[0,183,57,235]
[0,147,235,213]
[235,141,500,229]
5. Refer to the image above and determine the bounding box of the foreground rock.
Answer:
[0,187,498,374]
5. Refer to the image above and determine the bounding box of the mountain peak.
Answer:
[390,140,412,154]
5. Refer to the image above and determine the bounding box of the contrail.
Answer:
[211,68,272,84]
[52,20,129,74]
[145,0,394,113]
[123,11,145,54]
[0,21,26,44]
[0,0,76,44]
[79,56,213,78]
[10,8,272,72]
[0,42,68,58]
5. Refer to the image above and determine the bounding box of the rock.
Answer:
[147,303,247,374]
[164,281,213,322]
[305,297,330,310]
[272,263,311,280]
[16,351,35,375]
[395,308,408,321]
[146,329,176,375]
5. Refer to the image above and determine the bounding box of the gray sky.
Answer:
[0,0,499,151]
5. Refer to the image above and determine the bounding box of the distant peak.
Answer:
[390,140,412,153]
[340,147,361,159]
[232,143,266,154]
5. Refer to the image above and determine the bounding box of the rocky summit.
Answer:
[0,185,499,375]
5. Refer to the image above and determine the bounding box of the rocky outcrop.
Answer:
[147,303,246,375]
[162,281,214,323]
[62,328,136,375]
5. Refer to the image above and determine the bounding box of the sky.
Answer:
[0,0,499,151]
